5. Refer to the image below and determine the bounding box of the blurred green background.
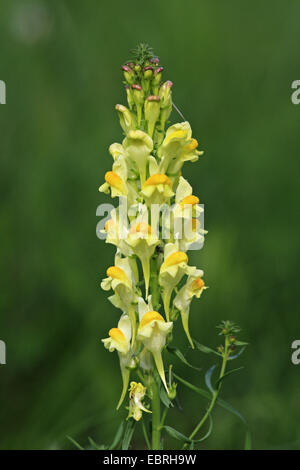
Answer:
[1,0,300,450]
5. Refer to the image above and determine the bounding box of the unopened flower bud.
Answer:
[151,57,159,65]
[229,335,236,344]
[142,66,154,93]
[168,382,177,400]
[143,66,154,79]
[144,95,161,138]
[125,85,134,109]
[115,104,135,135]
[152,66,163,94]
[159,81,173,107]
[217,345,224,353]
[131,84,145,126]
[122,65,135,85]
[128,356,139,370]
[159,80,173,131]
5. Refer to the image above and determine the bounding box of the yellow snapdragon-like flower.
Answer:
[100,208,132,256]
[159,122,203,175]
[141,156,174,206]
[127,381,151,421]
[159,243,196,321]
[137,297,173,392]
[101,255,137,345]
[125,222,159,298]
[99,155,128,198]
[115,104,136,135]
[102,314,132,409]
[123,130,153,186]
[173,270,208,348]
[171,176,206,251]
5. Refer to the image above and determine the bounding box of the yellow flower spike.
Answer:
[105,171,126,194]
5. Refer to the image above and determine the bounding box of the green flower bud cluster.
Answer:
[119,54,173,142]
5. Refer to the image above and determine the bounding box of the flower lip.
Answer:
[184,138,198,151]
[122,65,131,72]
[131,84,142,90]
[180,195,199,207]
[144,66,154,72]
[108,327,127,345]
[105,171,125,191]
[164,80,173,88]
[155,67,164,74]
[139,311,165,328]
[192,278,205,290]
[146,95,160,102]
[130,222,152,235]
[144,173,172,187]
[105,219,115,232]
[162,251,188,269]
[115,104,127,111]
[106,266,129,284]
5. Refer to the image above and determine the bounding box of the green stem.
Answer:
[159,406,169,429]
[151,374,161,450]
[142,418,151,450]
[150,255,160,310]
[184,337,229,447]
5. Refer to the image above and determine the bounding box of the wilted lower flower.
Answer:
[127,381,151,421]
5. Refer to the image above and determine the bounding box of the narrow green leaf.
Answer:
[228,346,246,361]
[193,339,222,357]
[67,436,84,450]
[160,385,173,408]
[215,367,244,386]
[163,426,192,443]
[198,414,213,443]
[88,437,106,450]
[163,419,213,446]
[173,372,211,400]
[173,372,247,424]
[109,421,124,450]
[121,419,136,450]
[167,346,201,370]
[244,430,252,450]
[205,365,217,394]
